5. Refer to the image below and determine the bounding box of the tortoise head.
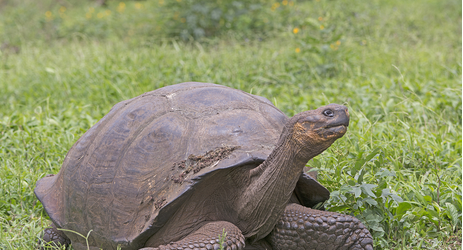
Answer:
[288,104,349,157]
[239,104,350,241]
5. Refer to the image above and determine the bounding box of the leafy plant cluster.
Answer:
[0,0,301,44]
[319,148,461,248]
[290,15,344,77]
[158,0,295,40]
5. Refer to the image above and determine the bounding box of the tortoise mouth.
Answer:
[325,121,349,129]
[325,124,347,129]
[324,124,347,136]
[324,114,349,130]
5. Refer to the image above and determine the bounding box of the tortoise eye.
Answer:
[323,109,334,117]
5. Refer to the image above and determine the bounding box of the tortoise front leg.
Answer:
[141,221,245,250]
[267,203,373,250]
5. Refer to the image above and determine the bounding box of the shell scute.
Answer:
[175,87,251,109]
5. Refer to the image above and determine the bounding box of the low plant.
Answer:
[158,0,301,40]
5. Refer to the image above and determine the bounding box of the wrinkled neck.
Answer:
[238,130,321,240]
[252,134,321,199]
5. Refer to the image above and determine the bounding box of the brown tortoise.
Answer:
[35,82,373,250]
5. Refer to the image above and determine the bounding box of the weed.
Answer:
[218,228,227,250]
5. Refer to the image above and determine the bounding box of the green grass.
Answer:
[0,0,461,249]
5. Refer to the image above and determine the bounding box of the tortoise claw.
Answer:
[38,223,70,249]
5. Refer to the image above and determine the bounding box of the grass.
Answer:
[0,0,461,249]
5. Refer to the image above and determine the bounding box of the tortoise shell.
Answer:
[35,82,329,249]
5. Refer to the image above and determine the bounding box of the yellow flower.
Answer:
[45,11,53,21]
[117,2,126,13]
[320,25,324,30]
[59,6,66,13]
[86,13,92,19]
[271,2,280,10]
[88,7,95,13]
[295,48,301,53]
[330,44,338,50]
[282,0,288,5]
[159,0,164,5]
[176,0,182,2]
[105,10,111,15]
[336,40,341,46]
[135,3,142,9]
[293,27,299,34]
[97,12,104,18]
[289,1,294,6]
[318,16,323,21]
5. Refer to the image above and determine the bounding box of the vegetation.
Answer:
[0,0,461,249]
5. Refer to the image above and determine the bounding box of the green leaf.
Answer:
[329,205,350,212]
[335,165,342,178]
[381,188,392,198]
[395,202,412,218]
[364,148,381,164]
[370,224,385,232]
[381,188,403,202]
[365,213,383,223]
[353,148,380,177]
[357,169,365,184]
[413,190,427,205]
[445,202,461,230]
[376,168,396,178]
[352,186,362,198]
[423,195,432,203]
[426,208,439,219]
[353,151,364,174]
[390,194,403,203]
[364,197,378,206]
[426,230,439,238]
[360,183,377,198]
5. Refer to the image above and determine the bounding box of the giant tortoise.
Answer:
[35,82,373,250]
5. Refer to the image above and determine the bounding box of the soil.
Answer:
[171,146,240,184]
[154,197,167,210]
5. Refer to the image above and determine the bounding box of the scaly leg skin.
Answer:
[141,221,245,250]
[38,223,71,249]
[268,203,373,250]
